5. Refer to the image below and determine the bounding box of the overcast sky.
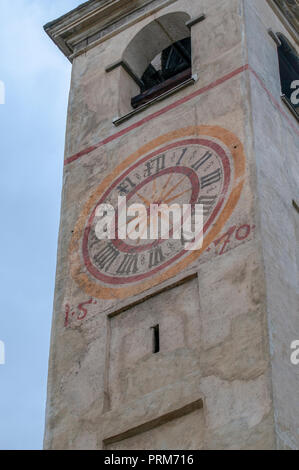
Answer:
[0,0,84,450]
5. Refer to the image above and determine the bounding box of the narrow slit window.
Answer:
[152,324,160,354]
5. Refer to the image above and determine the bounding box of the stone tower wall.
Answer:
[44,0,298,450]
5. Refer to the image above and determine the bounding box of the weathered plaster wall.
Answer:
[63,0,245,158]
[42,0,298,450]
[244,0,299,450]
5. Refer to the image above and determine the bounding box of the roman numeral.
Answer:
[149,247,165,269]
[197,195,217,216]
[192,151,213,171]
[117,177,136,195]
[200,169,221,189]
[116,254,139,275]
[144,155,166,178]
[176,148,188,166]
[89,230,100,250]
[93,243,119,271]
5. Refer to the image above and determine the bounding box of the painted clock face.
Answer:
[70,126,245,299]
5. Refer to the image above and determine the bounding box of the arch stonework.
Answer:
[122,11,191,78]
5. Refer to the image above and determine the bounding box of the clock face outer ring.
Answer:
[69,126,246,300]
[82,138,230,284]
[110,164,200,254]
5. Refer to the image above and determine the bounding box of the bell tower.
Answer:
[44,0,299,450]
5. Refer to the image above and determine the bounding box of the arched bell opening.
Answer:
[121,12,192,111]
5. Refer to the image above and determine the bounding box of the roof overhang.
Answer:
[267,0,299,44]
[44,0,177,62]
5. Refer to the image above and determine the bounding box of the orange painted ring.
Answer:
[69,125,246,300]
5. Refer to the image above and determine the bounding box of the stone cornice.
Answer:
[45,0,299,61]
[44,0,178,61]
[267,0,299,44]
